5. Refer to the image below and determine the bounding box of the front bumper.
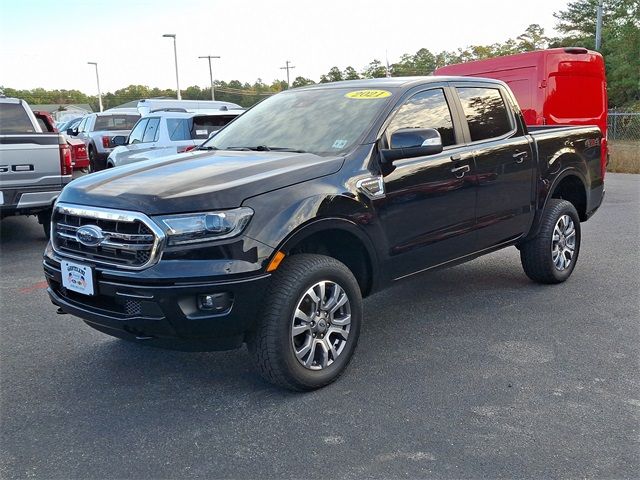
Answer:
[44,251,271,351]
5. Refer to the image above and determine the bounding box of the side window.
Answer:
[142,117,160,143]
[128,119,149,144]
[386,88,456,147]
[166,118,191,141]
[456,87,513,142]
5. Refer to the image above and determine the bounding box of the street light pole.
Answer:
[280,60,296,88]
[595,0,604,50]
[163,34,181,100]
[87,62,103,112]
[198,55,221,100]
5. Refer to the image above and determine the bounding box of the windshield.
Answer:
[202,87,395,156]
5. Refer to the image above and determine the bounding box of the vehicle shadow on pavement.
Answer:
[55,249,534,399]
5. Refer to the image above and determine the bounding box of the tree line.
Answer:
[2,0,637,111]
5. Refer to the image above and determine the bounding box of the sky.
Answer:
[0,0,570,94]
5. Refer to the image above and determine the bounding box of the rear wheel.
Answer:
[520,199,581,284]
[88,146,97,172]
[248,254,362,391]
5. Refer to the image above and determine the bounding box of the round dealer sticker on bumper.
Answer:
[345,89,391,99]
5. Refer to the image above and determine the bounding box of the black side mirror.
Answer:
[111,135,127,146]
[381,128,443,162]
[67,128,77,136]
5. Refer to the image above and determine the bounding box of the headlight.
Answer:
[156,207,253,246]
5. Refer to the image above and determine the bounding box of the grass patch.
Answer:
[608,141,640,174]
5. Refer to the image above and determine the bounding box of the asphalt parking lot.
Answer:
[1,173,638,479]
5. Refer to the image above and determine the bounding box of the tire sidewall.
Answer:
[272,263,362,388]
[546,203,581,282]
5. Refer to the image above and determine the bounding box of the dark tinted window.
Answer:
[128,118,148,144]
[93,114,140,131]
[457,87,512,141]
[0,102,36,133]
[142,117,160,142]
[386,89,456,147]
[192,115,237,139]
[167,118,191,141]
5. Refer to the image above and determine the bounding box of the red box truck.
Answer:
[435,47,608,175]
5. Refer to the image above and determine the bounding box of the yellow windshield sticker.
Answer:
[345,89,391,99]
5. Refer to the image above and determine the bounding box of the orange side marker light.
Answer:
[266,251,286,272]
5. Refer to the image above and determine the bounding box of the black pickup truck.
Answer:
[43,77,604,390]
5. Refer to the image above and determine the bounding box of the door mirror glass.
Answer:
[111,135,127,146]
[382,128,443,162]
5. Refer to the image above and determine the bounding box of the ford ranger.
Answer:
[43,77,605,390]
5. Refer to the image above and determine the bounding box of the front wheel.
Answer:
[520,199,581,284]
[248,254,362,391]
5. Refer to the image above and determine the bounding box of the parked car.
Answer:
[67,110,140,171]
[0,97,72,237]
[33,110,58,133]
[135,99,241,116]
[435,47,608,176]
[58,117,82,134]
[44,77,605,390]
[106,109,243,168]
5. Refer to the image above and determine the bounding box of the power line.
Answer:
[280,60,296,87]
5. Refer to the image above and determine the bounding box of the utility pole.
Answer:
[87,62,103,112]
[595,0,604,51]
[280,60,295,87]
[163,34,181,100]
[199,55,221,100]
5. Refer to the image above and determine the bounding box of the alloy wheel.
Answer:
[551,214,576,271]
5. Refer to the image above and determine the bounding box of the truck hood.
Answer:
[58,150,344,214]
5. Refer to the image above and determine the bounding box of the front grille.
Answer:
[52,203,164,269]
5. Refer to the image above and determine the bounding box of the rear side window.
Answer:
[457,87,513,142]
[192,115,237,139]
[93,114,140,131]
[167,118,191,141]
[0,103,35,133]
[142,117,160,143]
[386,88,456,147]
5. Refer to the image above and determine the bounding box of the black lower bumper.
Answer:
[44,257,271,351]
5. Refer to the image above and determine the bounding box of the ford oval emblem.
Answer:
[76,225,105,247]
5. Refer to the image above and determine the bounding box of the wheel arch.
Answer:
[275,218,379,297]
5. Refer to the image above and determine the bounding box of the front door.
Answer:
[373,87,477,280]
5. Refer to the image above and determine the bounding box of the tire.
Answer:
[520,199,581,284]
[89,146,98,173]
[247,254,362,391]
[38,209,52,240]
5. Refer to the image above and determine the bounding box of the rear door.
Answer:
[452,83,535,248]
[373,85,478,279]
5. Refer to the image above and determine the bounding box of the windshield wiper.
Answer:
[226,145,307,153]
[197,145,218,151]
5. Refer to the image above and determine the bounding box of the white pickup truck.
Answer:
[0,96,73,237]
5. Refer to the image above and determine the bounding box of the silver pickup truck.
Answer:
[0,97,72,237]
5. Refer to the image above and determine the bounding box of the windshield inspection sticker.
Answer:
[345,89,391,99]
[332,139,348,149]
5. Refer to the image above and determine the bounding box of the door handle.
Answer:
[450,153,462,161]
[512,151,528,163]
[451,164,470,178]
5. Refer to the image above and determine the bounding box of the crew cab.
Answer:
[43,78,605,390]
[1,97,72,237]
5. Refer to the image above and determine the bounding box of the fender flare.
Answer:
[275,217,381,292]
[526,167,589,241]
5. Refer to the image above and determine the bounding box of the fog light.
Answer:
[197,292,232,312]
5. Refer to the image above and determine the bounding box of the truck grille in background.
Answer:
[51,204,163,269]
